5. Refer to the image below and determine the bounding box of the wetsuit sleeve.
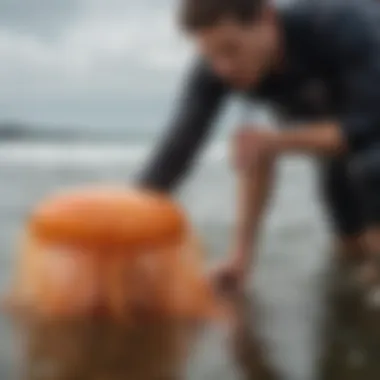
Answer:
[136,61,229,192]
[316,4,380,151]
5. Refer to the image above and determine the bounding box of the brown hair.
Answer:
[180,0,265,32]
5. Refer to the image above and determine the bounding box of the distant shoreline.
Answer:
[0,133,145,143]
[0,134,228,146]
[0,123,157,143]
[0,123,229,144]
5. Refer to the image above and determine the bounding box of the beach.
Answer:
[0,140,333,380]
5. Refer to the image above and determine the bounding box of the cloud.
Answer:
[0,0,81,39]
[0,0,191,129]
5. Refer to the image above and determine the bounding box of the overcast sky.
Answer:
[0,0,193,131]
[0,0,295,132]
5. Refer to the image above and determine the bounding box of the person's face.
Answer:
[192,7,280,89]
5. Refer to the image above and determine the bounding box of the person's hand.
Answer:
[210,253,250,295]
[232,127,281,172]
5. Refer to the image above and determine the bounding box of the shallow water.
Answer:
[0,142,379,380]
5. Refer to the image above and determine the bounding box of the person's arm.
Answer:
[277,3,380,155]
[136,61,229,192]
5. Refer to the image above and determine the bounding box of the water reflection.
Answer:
[16,318,197,380]
[9,291,278,380]
[226,293,277,380]
[319,262,380,380]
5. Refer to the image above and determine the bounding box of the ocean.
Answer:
[0,139,376,380]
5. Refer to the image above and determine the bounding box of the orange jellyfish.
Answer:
[5,186,222,323]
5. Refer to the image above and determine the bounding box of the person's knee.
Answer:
[350,150,380,188]
[334,234,367,261]
[320,157,364,237]
[350,149,380,227]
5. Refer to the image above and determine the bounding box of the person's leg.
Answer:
[319,157,367,264]
[349,147,380,284]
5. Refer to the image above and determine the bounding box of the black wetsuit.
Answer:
[138,0,380,237]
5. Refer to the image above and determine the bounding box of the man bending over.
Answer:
[137,0,380,290]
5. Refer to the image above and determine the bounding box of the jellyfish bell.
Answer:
[30,186,187,250]
[5,186,223,323]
